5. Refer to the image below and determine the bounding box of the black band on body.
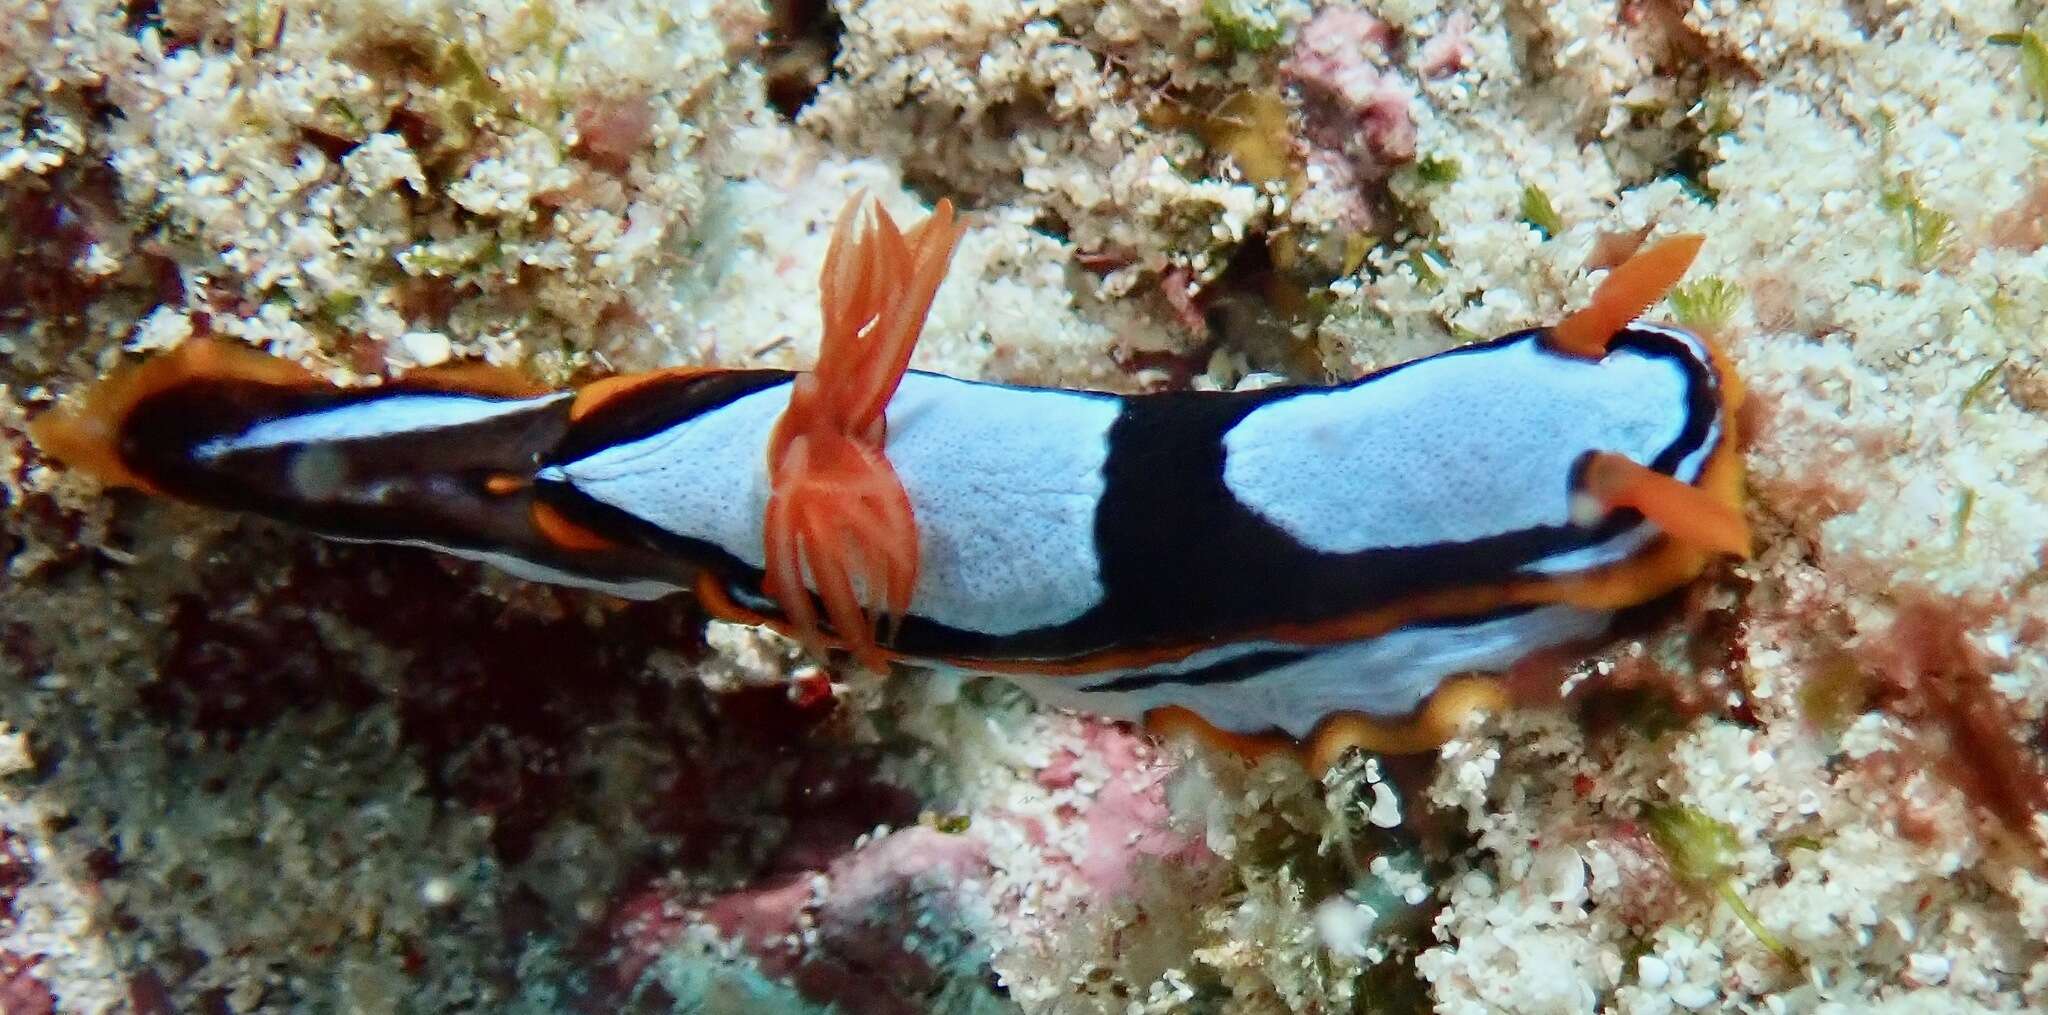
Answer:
[882,329,1717,662]
[540,332,1721,667]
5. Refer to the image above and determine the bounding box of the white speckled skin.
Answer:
[1221,330,1711,573]
[1008,604,1611,735]
[544,372,1121,637]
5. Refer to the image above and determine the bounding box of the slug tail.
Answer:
[28,339,318,492]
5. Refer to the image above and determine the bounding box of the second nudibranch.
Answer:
[30,196,1748,772]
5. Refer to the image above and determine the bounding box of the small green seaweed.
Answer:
[1405,247,1446,287]
[1783,835,1824,852]
[1617,936,1656,984]
[1987,284,2018,327]
[445,43,501,105]
[1952,487,1977,548]
[1193,90,1295,186]
[319,96,365,137]
[316,291,363,325]
[1989,29,2048,110]
[1669,276,1744,335]
[1879,178,1957,271]
[1520,184,1563,239]
[522,0,560,47]
[1960,357,2009,413]
[1647,804,1736,890]
[1203,0,1285,52]
[1646,804,1799,967]
[1872,106,1950,269]
[1906,205,1957,269]
[1799,649,1871,735]
[1340,232,1375,276]
[1696,81,1742,137]
[236,0,285,52]
[1416,154,1462,184]
[438,41,551,136]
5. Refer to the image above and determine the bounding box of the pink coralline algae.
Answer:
[1073,729,1212,894]
[1028,721,1213,898]
[1861,600,2048,853]
[1282,8,1420,235]
[1584,820,1687,930]
[0,951,54,1015]
[1417,12,1477,78]
[572,98,657,175]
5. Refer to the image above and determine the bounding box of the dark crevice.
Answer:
[1199,231,1337,382]
[123,0,163,34]
[765,0,844,120]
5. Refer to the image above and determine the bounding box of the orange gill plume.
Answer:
[763,195,965,668]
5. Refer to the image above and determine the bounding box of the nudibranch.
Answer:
[30,195,1747,772]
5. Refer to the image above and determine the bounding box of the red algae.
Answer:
[1586,819,1686,929]
[0,952,55,1015]
[0,830,35,924]
[1988,175,2048,251]
[1282,7,1417,189]
[1862,599,2048,858]
[0,171,119,330]
[147,583,366,750]
[572,98,656,175]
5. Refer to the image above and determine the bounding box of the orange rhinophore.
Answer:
[1549,233,1706,359]
[762,196,965,668]
[1577,451,1753,561]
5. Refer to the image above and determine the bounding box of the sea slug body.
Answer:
[29,197,1747,770]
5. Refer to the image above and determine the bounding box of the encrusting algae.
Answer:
[3,1,2048,1013]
